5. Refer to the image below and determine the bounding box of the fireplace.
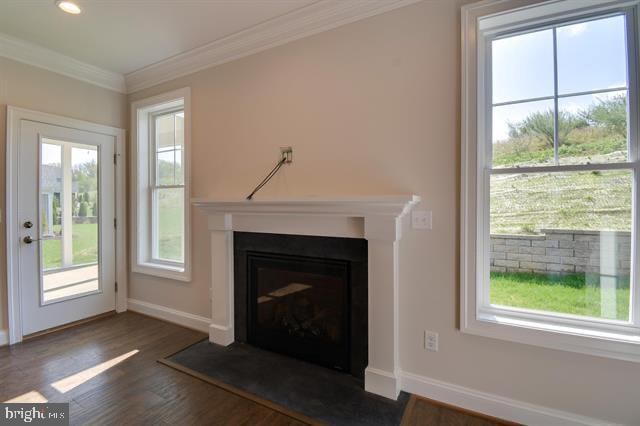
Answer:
[234,232,368,378]
[195,195,420,399]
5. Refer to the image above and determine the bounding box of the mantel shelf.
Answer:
[192,195,420,217]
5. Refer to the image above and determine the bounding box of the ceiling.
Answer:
[0,0,418,92]
[0,0,316,75]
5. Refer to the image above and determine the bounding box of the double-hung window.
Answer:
[461,0,640,360]
[132,88,191,281]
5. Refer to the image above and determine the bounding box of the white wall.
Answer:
[0,56,127,333]
[127,1,640,423]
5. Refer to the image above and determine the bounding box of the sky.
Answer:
[41,140,97,167]
[492,14,628,142]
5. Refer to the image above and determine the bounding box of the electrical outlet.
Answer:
[424,330,439,352]
[412,210,432,230]
[280,146,293,163]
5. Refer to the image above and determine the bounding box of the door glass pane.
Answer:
[557,15,628,95]
[40,142,62,269]
[492,99,555,168]
[492,29,554,104]
[40,139,100,304]
[489,170,632,321]
[154,187,184,263]
[558,91,628,164]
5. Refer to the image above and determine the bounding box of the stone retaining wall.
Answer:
[490,229,631,275]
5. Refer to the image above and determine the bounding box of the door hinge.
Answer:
[115,282,118,293]
[113,153,117,165]
[114,218,117,229]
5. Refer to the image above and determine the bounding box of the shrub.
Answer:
[579,95,627,137]
[507,109,587,147]
[79,201,89,217]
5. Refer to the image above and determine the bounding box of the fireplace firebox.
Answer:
[234,232,368,378]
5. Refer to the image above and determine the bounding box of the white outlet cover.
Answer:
[424,330,439,352]
[412,210,432,230]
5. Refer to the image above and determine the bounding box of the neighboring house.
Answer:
[39,163,78,237]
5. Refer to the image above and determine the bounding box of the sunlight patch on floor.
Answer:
[50,349,139,393]
[5,390,48,403]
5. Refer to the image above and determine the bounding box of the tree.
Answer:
[508,109,587,147]
[73,160,97,194]
[79,201,89,217]
[52,193,61,226]
[580,95,627,137]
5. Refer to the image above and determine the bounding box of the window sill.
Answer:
[132,262,191,282]
[462,308,640,363]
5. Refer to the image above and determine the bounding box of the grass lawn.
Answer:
[42,223,98,270]
[490,272,630,321]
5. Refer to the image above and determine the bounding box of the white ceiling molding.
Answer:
[125,0,422,93]
[0,0,419,94]
[0,32,126,93]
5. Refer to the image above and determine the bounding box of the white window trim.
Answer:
[461,0,640,362]
[131,88,191,281]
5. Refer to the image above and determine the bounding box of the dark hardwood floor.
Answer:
[0,312,508,425]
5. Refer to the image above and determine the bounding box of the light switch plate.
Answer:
[412,210,432,230]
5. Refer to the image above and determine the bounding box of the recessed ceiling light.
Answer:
[55,0,81,15]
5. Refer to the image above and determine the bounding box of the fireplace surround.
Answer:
[234,232,368,377]
[194,196,419,399]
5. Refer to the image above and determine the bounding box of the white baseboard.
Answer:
[400,371,610,426]
[365,367,400,400]
[0,329,8,347]
[127,298,210,334]
[209,323,234,346]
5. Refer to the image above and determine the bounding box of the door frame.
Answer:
[6,106,127,344]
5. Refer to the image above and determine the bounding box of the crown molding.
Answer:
[125,0,422,93]
[0,0,419,94]
[0,31,126,93]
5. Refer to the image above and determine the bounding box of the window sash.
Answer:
[491,86,628,108]
[149,108,185,266]
[150,187,184,265]
[150,108,184,189]
[486,12,633,170]
[478,7,640,329]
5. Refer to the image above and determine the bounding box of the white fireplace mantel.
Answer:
[193,195,420,400]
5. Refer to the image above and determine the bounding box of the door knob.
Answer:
[23,221,33,229]
[23,236,36,244]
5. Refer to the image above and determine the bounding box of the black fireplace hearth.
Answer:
[234,232,368,378]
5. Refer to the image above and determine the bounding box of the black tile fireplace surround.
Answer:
[234,232,368,379]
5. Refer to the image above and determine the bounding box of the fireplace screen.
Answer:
[247,252,350,372]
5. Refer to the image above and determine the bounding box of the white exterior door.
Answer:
[18,119,116,335]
